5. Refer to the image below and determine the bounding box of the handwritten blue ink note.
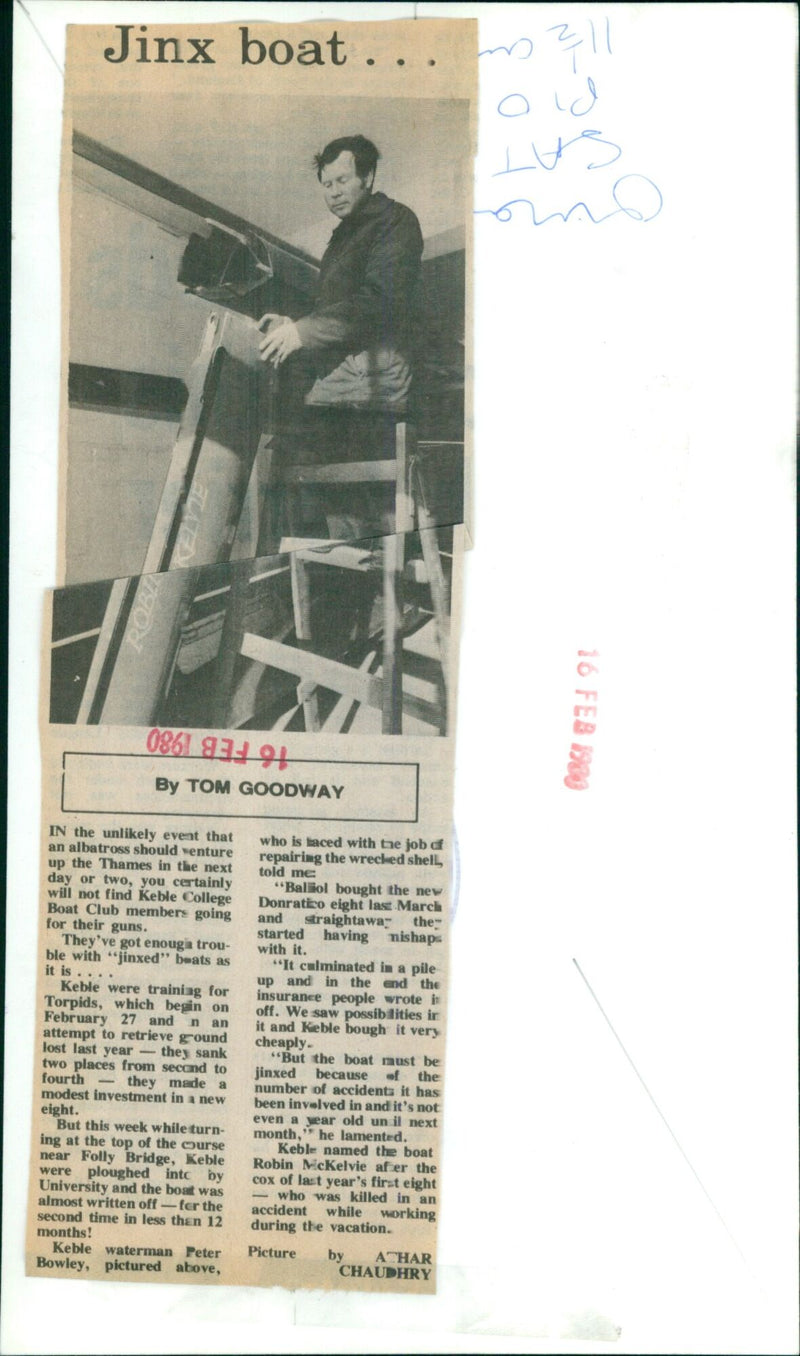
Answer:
[476,16,663,227]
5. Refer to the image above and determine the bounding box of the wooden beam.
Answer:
[393,422,416,534]
[294,545,374,572]
[322,652,379,733]
[211,561,253,728]
[75,577,133,724]
[381,533,405,734]
[280,460,398,486]
[241,634,384,710]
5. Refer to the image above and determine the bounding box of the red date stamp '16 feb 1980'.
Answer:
[146,729,289,769]
[564,651,598,791]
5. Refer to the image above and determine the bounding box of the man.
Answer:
[258,134,423,408]
[258,135,424,540]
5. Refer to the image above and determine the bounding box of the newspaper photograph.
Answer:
[51,530,454,735]
[25,15,474,1295]
[61,21,472,586]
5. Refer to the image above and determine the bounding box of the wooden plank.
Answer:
[418,524,450,677]
[289,553,313,641]
[296,678,321,734]
[210,561,252,728]
[404,559,429,584]
[75,577,133,724]
[321,652,379,734]
[251,433,278,557]
[51,626,102,651]
[281,460,398,486]
[271,702,301,733]
[381,533,405,734]
[240,634,383,710]
[294,545,374,572]
[394,423,416,535]
[278,537,337,554]
[399,693,444,729]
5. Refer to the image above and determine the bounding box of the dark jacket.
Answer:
[295,191,423,368]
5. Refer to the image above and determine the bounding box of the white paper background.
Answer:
[6,3,797,1353]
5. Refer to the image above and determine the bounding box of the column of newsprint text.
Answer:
[27,732,452,1292]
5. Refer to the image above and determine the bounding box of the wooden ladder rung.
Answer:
[400,694,445,728]
[241,633,384,711]
[404,559,430,585]
[320,652,379,733]
[281,459,398,486]
[294,544,375,572]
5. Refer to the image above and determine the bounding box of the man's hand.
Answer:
[258,313,303,367]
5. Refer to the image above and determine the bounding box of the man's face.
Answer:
[320,151,373,221]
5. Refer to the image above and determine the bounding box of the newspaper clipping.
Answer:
[27,18,475,1294]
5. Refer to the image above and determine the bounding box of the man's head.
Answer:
[314,135,380,221]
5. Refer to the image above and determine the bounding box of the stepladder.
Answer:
[74,316,454,734]
[238,418,452,736]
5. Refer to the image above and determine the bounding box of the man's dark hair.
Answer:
[314,135,380,183]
